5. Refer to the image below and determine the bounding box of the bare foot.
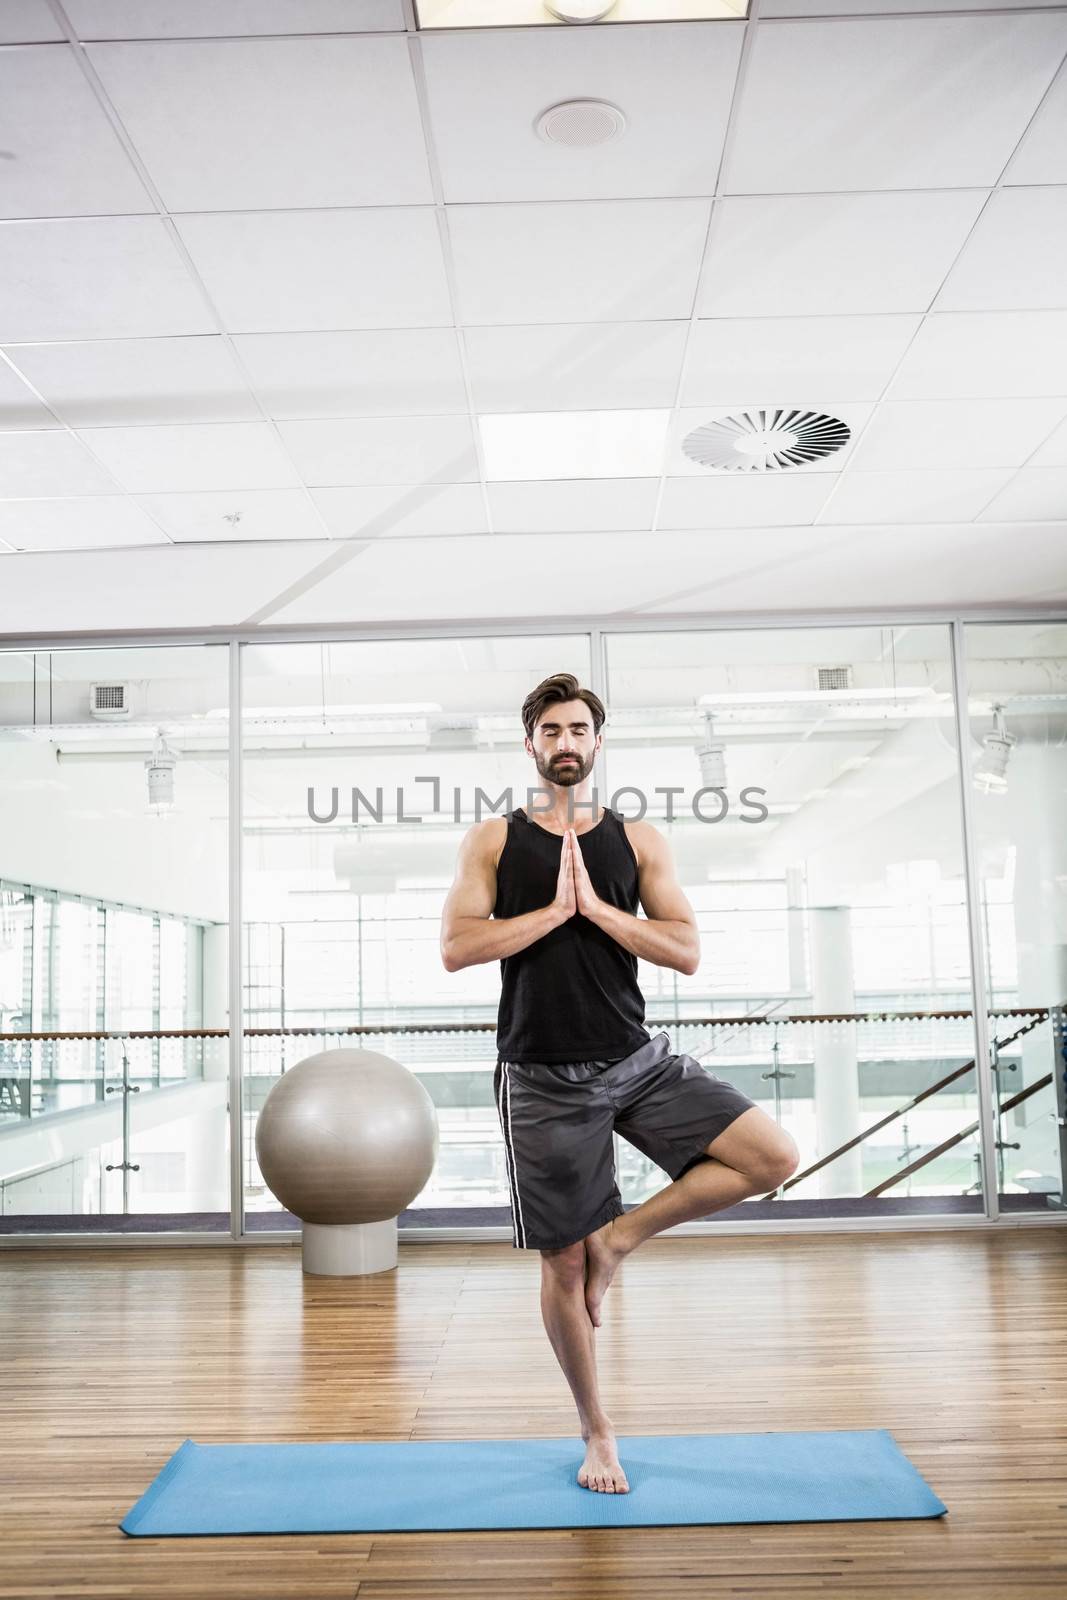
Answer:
[583,1215,630,1328]
[578,1427,630,1494]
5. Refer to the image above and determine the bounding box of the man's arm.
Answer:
[576,822,700,976]
[440,821,572,972]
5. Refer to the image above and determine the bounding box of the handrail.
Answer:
[772,1010,1051,1197]
[0,1002,1055,1043]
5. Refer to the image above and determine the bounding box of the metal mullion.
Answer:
[949,619,1000,1223]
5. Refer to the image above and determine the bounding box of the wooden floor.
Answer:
[3,1227,1066,1600]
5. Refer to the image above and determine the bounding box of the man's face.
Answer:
[528,699,600,787]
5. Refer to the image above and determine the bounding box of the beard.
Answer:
[536,752,588,786]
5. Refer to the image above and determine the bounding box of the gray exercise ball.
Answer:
[255,1047,438,1232]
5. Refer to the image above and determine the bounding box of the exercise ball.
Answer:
[255,1047,438,1277]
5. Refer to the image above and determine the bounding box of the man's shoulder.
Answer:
[620,815,663,868]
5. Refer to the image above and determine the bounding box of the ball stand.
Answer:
[302,1216,398,1276]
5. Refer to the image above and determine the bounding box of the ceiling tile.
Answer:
[0,360,63,429]
[934,187,1067,312]
[0,538,332,630]
[265,528,791,624]
[136,488,327,542]
[63,0,404,37]
[446,199,711,324]
[310,484,487,537]
[1005,54,1067,185]
[0,45,154,219]
[480,409,668,480]
[0,496,169,551]
[725,15,1067,193]
[888,311,1067,399]
[658,474,833,527]
[848,398,1067,472]
[646,523,1067,610]
[0,429,122,495]
[761,0,1065,13]
[636,525,853,611]
[682,315,922,406]
[174,209,454,332]
[464,321,688,412]
[420,22,743,202]
[817,467,1013,523]
[277,416,479,485]
[5,336,259,426]
[667,403,873,474]
[0,217,217,342]
[976,468,1067,522]
[698,192,987,317]
[231,330,468,418]
[87,37,432,211]
[1030,414,1067,468]
[0,3,65,43]
[488,479,658,532]
[76,421,303,492]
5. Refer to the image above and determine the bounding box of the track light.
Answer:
[696,711,727,790]
[145,731,178,813]
[973,705,1015,795]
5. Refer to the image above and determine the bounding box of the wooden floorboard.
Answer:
[2,1229,1066,1600]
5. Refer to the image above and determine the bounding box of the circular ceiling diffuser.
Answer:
[682,409,851,472]
[535,99,627,148]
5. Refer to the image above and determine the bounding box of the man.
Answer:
[440,672,799,1495]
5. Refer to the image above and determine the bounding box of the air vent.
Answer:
[682,409,850,473]
[817,666,852,692]
[535,99,627,148]
[90,683,130,719]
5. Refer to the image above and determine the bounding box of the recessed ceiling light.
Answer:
[415,1,747,28]
[682,409,851,473]
[535,100,627,148]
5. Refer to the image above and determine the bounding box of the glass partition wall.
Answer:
[0,646,230,1231]
[1,620,1064,1240]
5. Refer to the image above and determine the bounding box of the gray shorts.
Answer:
[493,1029,759,1251]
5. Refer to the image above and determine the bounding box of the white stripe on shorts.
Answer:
[496,1061,526,1248]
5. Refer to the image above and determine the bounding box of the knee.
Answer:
[540,1240,586,1287]
[757,1135,801,1188]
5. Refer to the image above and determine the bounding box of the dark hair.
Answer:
[521,672,606,741]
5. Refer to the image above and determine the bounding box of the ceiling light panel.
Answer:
[86,37,433,211]
[479,409,670,480]
[446,199,710,323]
[415,1,746,26]
[697,193,988,318]
[419,22,743,202]
[723,15,1067,195]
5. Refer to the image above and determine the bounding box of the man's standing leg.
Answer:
[539,1241,630,1494]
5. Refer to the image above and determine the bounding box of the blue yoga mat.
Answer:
[120,1429,946,1534]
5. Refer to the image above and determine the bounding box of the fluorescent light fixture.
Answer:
[697,689,933,706]
[415,0,747,24]
[479,410,669,481]
[205,703,443,719]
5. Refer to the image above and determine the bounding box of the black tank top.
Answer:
[494,806,651,1065]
